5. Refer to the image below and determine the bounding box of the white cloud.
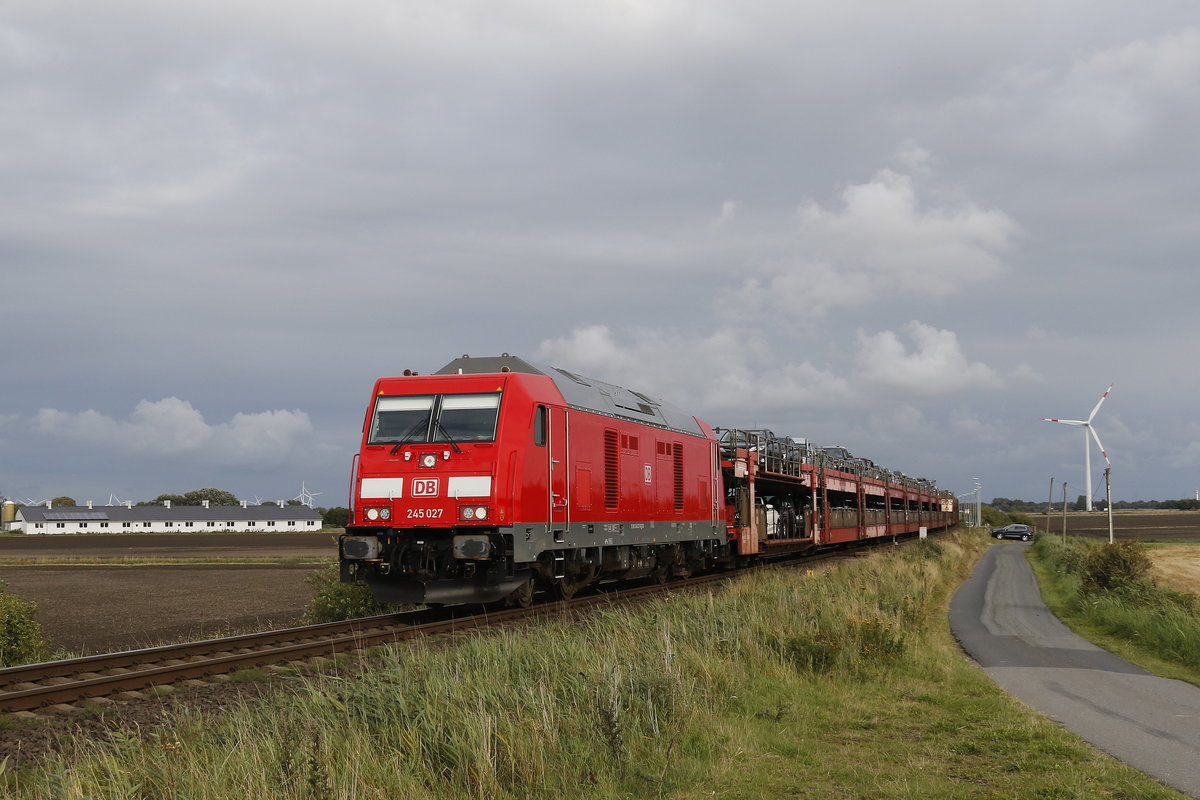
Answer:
[720,163,1018,319]
[538,318,998,424]
[711,200,738,227]
[928,26,1200,162]
[949,409,1006,445]
[893,141,935,176]
[31,398,312,469]
[855,321,1002,397]
[1169,423,1200,468]
[1074,27,1200,99]
[867,405,928,436]
[795,169,1016,294]
[1008,363,1042,383]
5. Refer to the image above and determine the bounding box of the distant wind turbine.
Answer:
[293,482,322,508]
[1041,383,1113,512]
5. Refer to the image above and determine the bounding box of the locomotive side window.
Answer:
[435,393,501,443]
[533,405,547,446]
[369,395,434,443]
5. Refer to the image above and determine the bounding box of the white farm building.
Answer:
[9,500,323,534]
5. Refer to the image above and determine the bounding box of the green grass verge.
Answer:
[1027,536,1200,687]
[3,532,1185,799]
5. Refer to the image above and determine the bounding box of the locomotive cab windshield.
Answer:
[369,392,501,444]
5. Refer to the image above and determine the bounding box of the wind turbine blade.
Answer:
[1088,426,1111,466]
[1087,383,1114,423]
[1042,417,1085,425]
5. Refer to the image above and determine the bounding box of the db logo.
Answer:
[411,478,439,498]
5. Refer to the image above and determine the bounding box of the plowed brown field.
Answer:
[0,532,334,655]
[1035,511,1200,541]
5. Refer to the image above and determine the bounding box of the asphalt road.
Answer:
[950,543,1200,798]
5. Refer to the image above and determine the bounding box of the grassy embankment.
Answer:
[1028,534,1200,687]
[3,530,1186,799]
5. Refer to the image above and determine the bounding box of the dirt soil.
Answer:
[0,565,321,654]
[0,531,337,560]
[0,533,335,654]
[1040,511,1200,541]
[1147,546,1200,596]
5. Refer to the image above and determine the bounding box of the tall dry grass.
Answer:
[5,532,1184,799]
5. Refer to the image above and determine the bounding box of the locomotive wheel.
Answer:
[554,572,590,601]
[506,577,536,609]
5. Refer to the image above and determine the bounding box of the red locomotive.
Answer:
[338,354,957,605]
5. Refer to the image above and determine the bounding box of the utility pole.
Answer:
[1105,467,1114,544]
[1061,482,1069,543]
[1046,477,1055,538]
[973,477,982,531]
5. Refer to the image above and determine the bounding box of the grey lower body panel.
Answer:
[367,568,534,605]
[508,519,726,563]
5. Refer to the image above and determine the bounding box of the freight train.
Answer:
[338,354,957,606]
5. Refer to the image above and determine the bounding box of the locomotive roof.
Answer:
[435,355,707,437]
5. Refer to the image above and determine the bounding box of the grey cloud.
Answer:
[2,1,1198,504]
[32,399,313,470]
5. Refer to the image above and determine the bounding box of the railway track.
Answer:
[0,536,914,715]
[0,572,735,714]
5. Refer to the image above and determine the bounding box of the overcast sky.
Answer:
[3,1,1198,508]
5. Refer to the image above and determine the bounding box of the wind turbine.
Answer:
[1041,383,1112,512]
[293,482,322,508]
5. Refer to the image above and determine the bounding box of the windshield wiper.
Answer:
[434,419,464,453]
[389,416,432,454]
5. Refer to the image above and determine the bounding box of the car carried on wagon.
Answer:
[992,524,1034,541]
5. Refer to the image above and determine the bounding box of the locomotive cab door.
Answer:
[547,406,569,538]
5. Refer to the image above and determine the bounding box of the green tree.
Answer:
[182,488,240,507]
[143,493,187,506]
[321,507,349,528]
[50,496,76,507]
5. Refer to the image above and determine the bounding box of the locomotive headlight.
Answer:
[459,505,490,521]
[379,508,391,521]
[365,508,379,521]
[420,453,437,468]
[364,507,390,522]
